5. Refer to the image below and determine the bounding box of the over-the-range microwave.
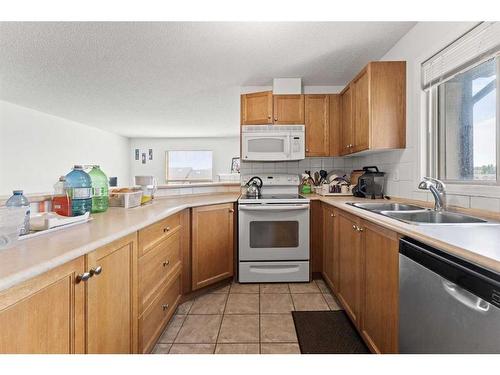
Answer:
[241,125,305,161]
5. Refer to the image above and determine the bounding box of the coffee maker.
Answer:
[352,166,385,199]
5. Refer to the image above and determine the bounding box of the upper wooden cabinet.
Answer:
[241,91,273,124]
[0,257,85,354]
[328,94,342,156]
[191,203,235,290]
[340,61,406,155]
[273,94,305,124]
[305,94,329,156]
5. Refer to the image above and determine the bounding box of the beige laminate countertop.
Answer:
[308,194,500,274]
[0,193,240,292]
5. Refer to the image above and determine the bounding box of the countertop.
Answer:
[0,193,240,292]
[307,194,500,274]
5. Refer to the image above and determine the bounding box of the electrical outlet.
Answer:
[393,169,400,181]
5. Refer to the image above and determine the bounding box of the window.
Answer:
[424,22,500,185]
[165,150,213,183]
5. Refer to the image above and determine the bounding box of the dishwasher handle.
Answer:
[442,280,490,313]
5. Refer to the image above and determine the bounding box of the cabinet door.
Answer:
[353,69,370,152]
[0,257,85,354]
[305,94,329,156]
[241,91,273,124]
[337,210,362,326]
[273,94,304,124]
[340,86,354,155]
[310,200,323,274]
[192,203,234,290]
[329,94,342,156]
[361,221,399,354]
[322,205,336,290]
[86,233,138,354]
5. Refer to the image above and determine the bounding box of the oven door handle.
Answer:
[238,204,310,211]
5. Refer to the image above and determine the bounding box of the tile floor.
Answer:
[152,278,343,354]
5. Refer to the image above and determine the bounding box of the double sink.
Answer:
[348,202,490,225]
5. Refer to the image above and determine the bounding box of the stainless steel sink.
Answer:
[349,202,427,212]
[381,210,488,224]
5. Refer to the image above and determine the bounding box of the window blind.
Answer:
[422,22,500,89]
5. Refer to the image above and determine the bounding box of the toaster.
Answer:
[352,166,385,199]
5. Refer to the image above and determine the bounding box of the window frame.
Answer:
[165,150,214,183]
[428,53,500,187]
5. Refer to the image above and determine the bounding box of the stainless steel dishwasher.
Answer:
[399,237,500,353]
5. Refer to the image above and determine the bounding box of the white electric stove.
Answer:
[238,174,310,283]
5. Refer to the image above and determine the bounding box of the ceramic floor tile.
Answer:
[175,299,194,315]
[158,314,186,343]
[174,315,222,344]
[189,293,227,315]
[291,293,329,311]
[151,343,172,354]
[260,293,294,314]
[230,283,259,294]
[323,293,342,311]
[169,343,215,354]
[288,282,321,294]
[260,283,290,294]
[210,284,231,294]
[261,343,301,354]
[314,279,332,294]
[217,315,260,343]
[260,314,298,343]
[215,343,260,354]
[225,293,259,314]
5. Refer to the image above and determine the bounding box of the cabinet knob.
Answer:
[267,115,271,119]
[229,208,234,213]
[163,260,170,267]
[163,226,170,233]
[306,148,309,152]
[89,266,102,276]
[352,224,357,230]
[76,272,91,283]
[162,303,169,311]
[356,226,364,232]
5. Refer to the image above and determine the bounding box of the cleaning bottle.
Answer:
[88,165,109,213]
[5,190,30,235]
[52,176,72,216]
[65,165,92,216]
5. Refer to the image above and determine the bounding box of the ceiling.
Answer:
[0,22,415,138]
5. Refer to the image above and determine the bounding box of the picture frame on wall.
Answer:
[231,157,240,173]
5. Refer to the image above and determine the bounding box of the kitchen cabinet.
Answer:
[273,94,304,124]
[340,61,406,155]
[305,94,330,156]
[191,203,235,290]
[241,91,273,124]
[0,257,85,354]
[310,200,323,274]
[328,94,342,156]
[336,209,362,326]
[340,85,354,155]
[360,220,399,354]
[322,204,338,292]
[86,233,138,354]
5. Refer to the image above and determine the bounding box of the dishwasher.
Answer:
[399,237,500,353]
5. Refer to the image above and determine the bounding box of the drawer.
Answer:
[239,261,310,283]
[139,231,181,313]
[138,212,181,256]
[139,268,181,353]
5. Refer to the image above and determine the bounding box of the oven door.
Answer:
[241,133,290,161]
[238,203,310,261]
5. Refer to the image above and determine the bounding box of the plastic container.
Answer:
[0,206,26,249]
[52,176,72,216]
[65,165,92,216]
[5,190,30,235]
[88,165,109,213]
[108,190,143,208]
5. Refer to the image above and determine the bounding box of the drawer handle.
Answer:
[163,226,171,233]
[162,303,169,311]
[76,272,91,283]
[163,260,170,267]
[89,266,102,276]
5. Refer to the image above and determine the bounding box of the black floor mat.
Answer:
[292,310,370,354]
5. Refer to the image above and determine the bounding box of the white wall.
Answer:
[0,100,130,196]
[129,137,240,184]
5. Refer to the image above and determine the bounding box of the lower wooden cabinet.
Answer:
[86,233,138,354]
[360,221,399,354]
[191,203,235,290]
[0,257,86,354]
[322,204,337,291]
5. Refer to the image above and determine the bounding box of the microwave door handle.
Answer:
[284,135,290,156]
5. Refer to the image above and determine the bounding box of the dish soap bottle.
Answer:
[52,176,72,216]
[88,165,109,213]
[6,190,30,235]
[65,165,92,216]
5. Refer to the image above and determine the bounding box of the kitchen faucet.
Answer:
[418,177,446,211]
